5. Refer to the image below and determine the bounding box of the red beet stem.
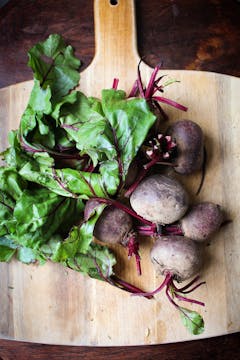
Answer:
[145,63,161,99]
[124,166,149,197]
[127,233,142,276]
[180,281,206,294]
[174,293,205,307]
[137,225,157,236]
[128,80,139,98]
[92,197,155,228]
[174,275,201,292]
[166,285,179,308]
[165,224,183,236]
[124,154,161,198]
[132,272,172,297]
[112,78,119,90]
[111,276,153,299]
[153,95,188,111]
[137,59,145,97]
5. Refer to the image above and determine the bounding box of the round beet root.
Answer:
[84,199,142,275]
[150,236,203,282]
[93,205,133,244]
[180,202,224,242]
[130,174,189,224]
[167,119,204,175]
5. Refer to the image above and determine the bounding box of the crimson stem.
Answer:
[126,231,142,276]
[124,154,164,198]
[110,276,153,299]
[92,197,156,228]
[112,78,119,90]
[132,272,206,308]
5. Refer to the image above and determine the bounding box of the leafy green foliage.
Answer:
[0,167,27,200]
[51,203,106,261]
[16,246,37,264]
[65,243,116,281]
[12,188,84,248]
[179,307,205,335]
[0,237,17,262]
[0,191,15,237]
[101,89,156,179]
[0,34,156,280]
[60,89,156,182]
[28,34,80,103]
[0,34,172,305]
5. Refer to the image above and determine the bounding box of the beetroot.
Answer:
[85,199,142,275]
[150,236,203,282]
[130,174,189,224]
[167,119,204,175]
[180,202,224,242]
[93,206,133,245]
[134,235,205,335]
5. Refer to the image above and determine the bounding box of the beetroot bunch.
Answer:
[0,34,228,336]
[85,64,227,335]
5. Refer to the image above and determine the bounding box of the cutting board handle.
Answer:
[93,0,139,66]
[81,0,141,94]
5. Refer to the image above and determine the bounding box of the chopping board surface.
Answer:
[0,0,240,345]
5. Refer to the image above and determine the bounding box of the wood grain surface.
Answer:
[0,1,238,358]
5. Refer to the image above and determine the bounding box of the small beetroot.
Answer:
[134,235,205,335]
[167,119,204,175]
[180,202,224,242]
[85,199,142,275]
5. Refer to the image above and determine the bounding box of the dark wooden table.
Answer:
[0,0,240,358]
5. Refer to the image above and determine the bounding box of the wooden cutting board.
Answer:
[0,0,240,345]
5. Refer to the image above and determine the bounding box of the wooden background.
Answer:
[0,0,240,358]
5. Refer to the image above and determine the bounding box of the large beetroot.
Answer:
[130,174,189,225]
[150,236,202,282]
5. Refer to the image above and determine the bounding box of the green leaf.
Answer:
[179,307,205,335]
[0,190,15,236]
[51,91,78,120]
[19,163,112,199]
[0,237,17,262]
[16,247,36,264]
[56,168,109,198]
[0,168,27,200]
[101,89,156,180]
[51,203,106,261]
[28,34,80,102]
[12,188,84,248]
[59,92,115,166]
[19,106,38,137]
[99,160,119,196]
[1,131,32,169]
[19,107,55,153]
[2,130,54,172]
[0,245,16,262]
[59,89,155,195]
[65,243,116,281]
[28,79,52,114]
[39,234,63,257]
[60,90,156,180]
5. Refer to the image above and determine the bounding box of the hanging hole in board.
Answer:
[110,0,118,5]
